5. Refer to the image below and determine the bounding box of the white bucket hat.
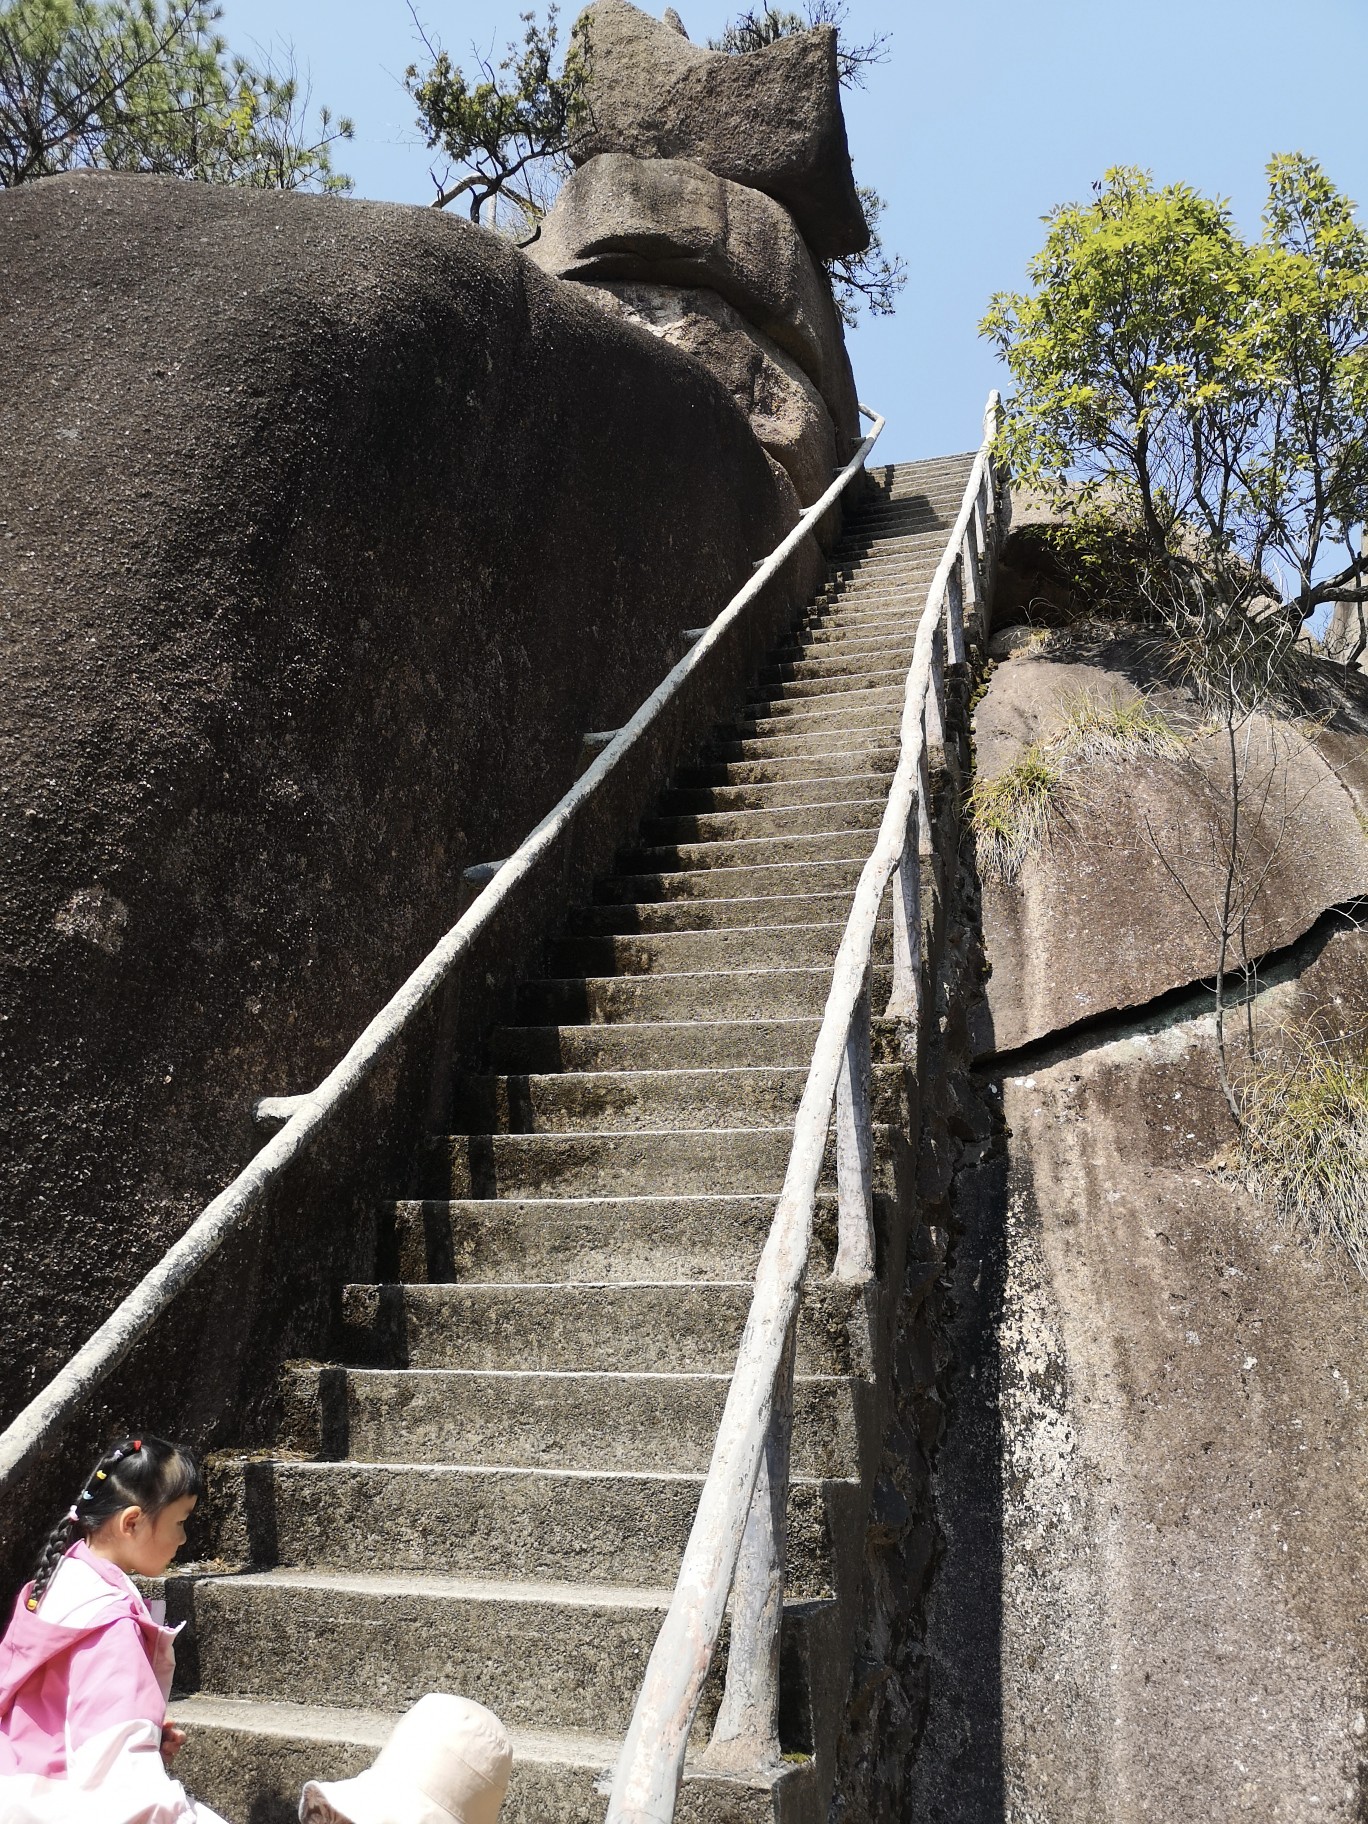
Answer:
[299,1694,513,1824]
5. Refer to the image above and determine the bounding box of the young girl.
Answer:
[0,1434,229,1823]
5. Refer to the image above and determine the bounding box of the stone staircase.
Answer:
[166,452,976,1824]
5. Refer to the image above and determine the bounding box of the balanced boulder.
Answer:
[570,0,868,261]
[582,281,838,505]
[530,152,860,453]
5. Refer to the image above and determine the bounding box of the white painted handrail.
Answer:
[0,408,886,1498]
[605,392,1003,1824]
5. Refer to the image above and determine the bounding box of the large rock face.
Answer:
[530,151,860,454]
[909,601,1368,1820]
[915,926,1368,1823]
[580,281,838,504]
[970,630,1368,1056]
[571,0,868,260]
[0,171,815,1431]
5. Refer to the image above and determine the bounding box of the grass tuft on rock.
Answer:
[970,747,1064,882]
[971,688,1183,881]
[1051,688,1185,764]
[1240,1032,1368,1277]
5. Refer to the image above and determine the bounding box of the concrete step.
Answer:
[597,856,867,904]
[340,1271,876,1374]
[550,919,885,975]
[165,1566,743,1739]
[277,1362,864,1476]
[454,1060,905,1135]
[831,547,948,576]
[388,1187,852,1282]
[713,721,900,760]
[201,1455,843,1596]
[515,962,893,1026]
[833,532,949,562]
[169,1694,816,1824]
[745,677,904,718]
[821,590,935,621]
[660,769,894,814]
[679,747,898,788]
[618,826,878,877]
[553,917,892,974]
[488,1016,824,1073]
[846,517,955,544]
[772,631,915,665]
[757,651,911,690]
[638,795,884,847]
[737,705,901,743]
[568,891,855,931]
[810,600,924,630]
[437,1111,901,1198]
[826,564,940,595]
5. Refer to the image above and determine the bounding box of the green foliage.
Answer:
[1240,1028,1368,1277]
[969,746,1064,882]
[829,182,905,327]
[982,157,1368,624]
[0,0,352,191]
[405,4,585,236]
[1009,499,1156,620]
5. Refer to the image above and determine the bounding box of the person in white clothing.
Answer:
[299,1693,512,1824]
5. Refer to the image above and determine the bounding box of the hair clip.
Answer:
[132,1440,142,1451]
[66,1506,80,1523]
[26,1597,38,1611]
[95,1469,107,1481]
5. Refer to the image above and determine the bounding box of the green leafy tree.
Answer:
[981,158,1368,624]
[982,156,1368,1132]
[405,3,584,239]
[0,0,352,192]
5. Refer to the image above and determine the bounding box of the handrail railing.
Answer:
[604,391,1003,1824]
[0,407,886,1501]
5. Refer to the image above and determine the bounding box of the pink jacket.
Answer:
[0,1542,226,1823]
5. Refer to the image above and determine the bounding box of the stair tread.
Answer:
[171,1692,810,1792]
[181,1564,679,1609]
[215,1455,838,1490]
[173,1693,624,1767]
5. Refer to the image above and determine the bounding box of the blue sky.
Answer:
[223,0,1368,467]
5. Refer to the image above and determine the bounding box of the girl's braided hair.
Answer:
[27,1434,202,1611]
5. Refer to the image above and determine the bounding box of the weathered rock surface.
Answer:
[571,0,868,260]
[914,924,1368,1821]
[0,170,816,1433]
[1327,597,1368,672]
[970,629,1368,1055]
[530,152,861,454]
[582,280,838,503]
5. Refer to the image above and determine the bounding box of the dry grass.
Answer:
[971,688,1183,882]
[1239,1031,1368,1277]
[969,746,1064,882]
[1050,688,1185,764]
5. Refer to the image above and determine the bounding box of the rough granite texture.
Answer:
[971,631,1368,1054]
[579,281,838,504]
[529,152,861,456]
[0,170,816,1439]
[571,0,868,259]
[912,928,1368,1821]
[907,603,1368,1820]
